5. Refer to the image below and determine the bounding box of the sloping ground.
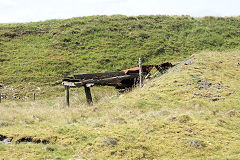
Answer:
[0,50,240,159]
[0,15,240,100]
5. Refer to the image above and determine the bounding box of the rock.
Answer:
[103,137,118,146]
[0,134,7,141]
[1,138,12,144]
[207,141,212,145]
[187,139,206,148]
[178,115,192,123]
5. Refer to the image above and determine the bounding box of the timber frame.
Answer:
[62,60,173,106]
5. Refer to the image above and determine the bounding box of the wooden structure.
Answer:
[62,61,173,106]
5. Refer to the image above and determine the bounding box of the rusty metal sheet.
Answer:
[121,65,155,74]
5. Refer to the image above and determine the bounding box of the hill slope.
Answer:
[0,50,240,159]
[0,15,240,99]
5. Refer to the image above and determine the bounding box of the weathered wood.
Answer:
[84,86,93,105]
[0,92,1,103]
[86,83,94,87]
[73,71,125,80]
[62,81,76,87]
[62,77,79,82]
[133,78,137,88]
[33,93,36,101]
[139,58,143,87]
[62,77,74,81]
[65,85,70,107]
[62,61,174,107]
[69,75,138,87]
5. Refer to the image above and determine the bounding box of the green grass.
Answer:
[0,50,240,159]
[0,15,240,99]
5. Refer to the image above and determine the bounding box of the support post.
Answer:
[84,86,93,105]
[133,78,137,88]
[139,57,143,88]
[65,85,70,107]
[33,93,36,101]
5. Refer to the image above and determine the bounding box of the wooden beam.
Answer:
[73,71,125,80]
[62,81,76,87]
[86,83,94,87]
[65,85,70,107]
[73,74,138,87]
[62,77,74,81]
[84,86,93,105]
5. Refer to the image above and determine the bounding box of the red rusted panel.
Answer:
[121,65,155,74]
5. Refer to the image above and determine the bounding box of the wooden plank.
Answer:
[86,83,94,87]
[62,81,76,87]
[73,74,138,87]
[73,71,125,80]
[62,78,79,82]
[84,86,93,105]
[65,86,70,107]
[62,77,74,81]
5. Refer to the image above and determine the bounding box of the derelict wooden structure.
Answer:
[62,59,173,107]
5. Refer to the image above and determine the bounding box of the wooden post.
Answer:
[133,78,137,88]
[84,86,93,105]
[139,57,143,87]
[65,85,70,107]
[0,91,1,103]
[33,93,36,101]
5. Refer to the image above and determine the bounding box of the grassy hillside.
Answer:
[0,15,240,99]
[0,50,240,159]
